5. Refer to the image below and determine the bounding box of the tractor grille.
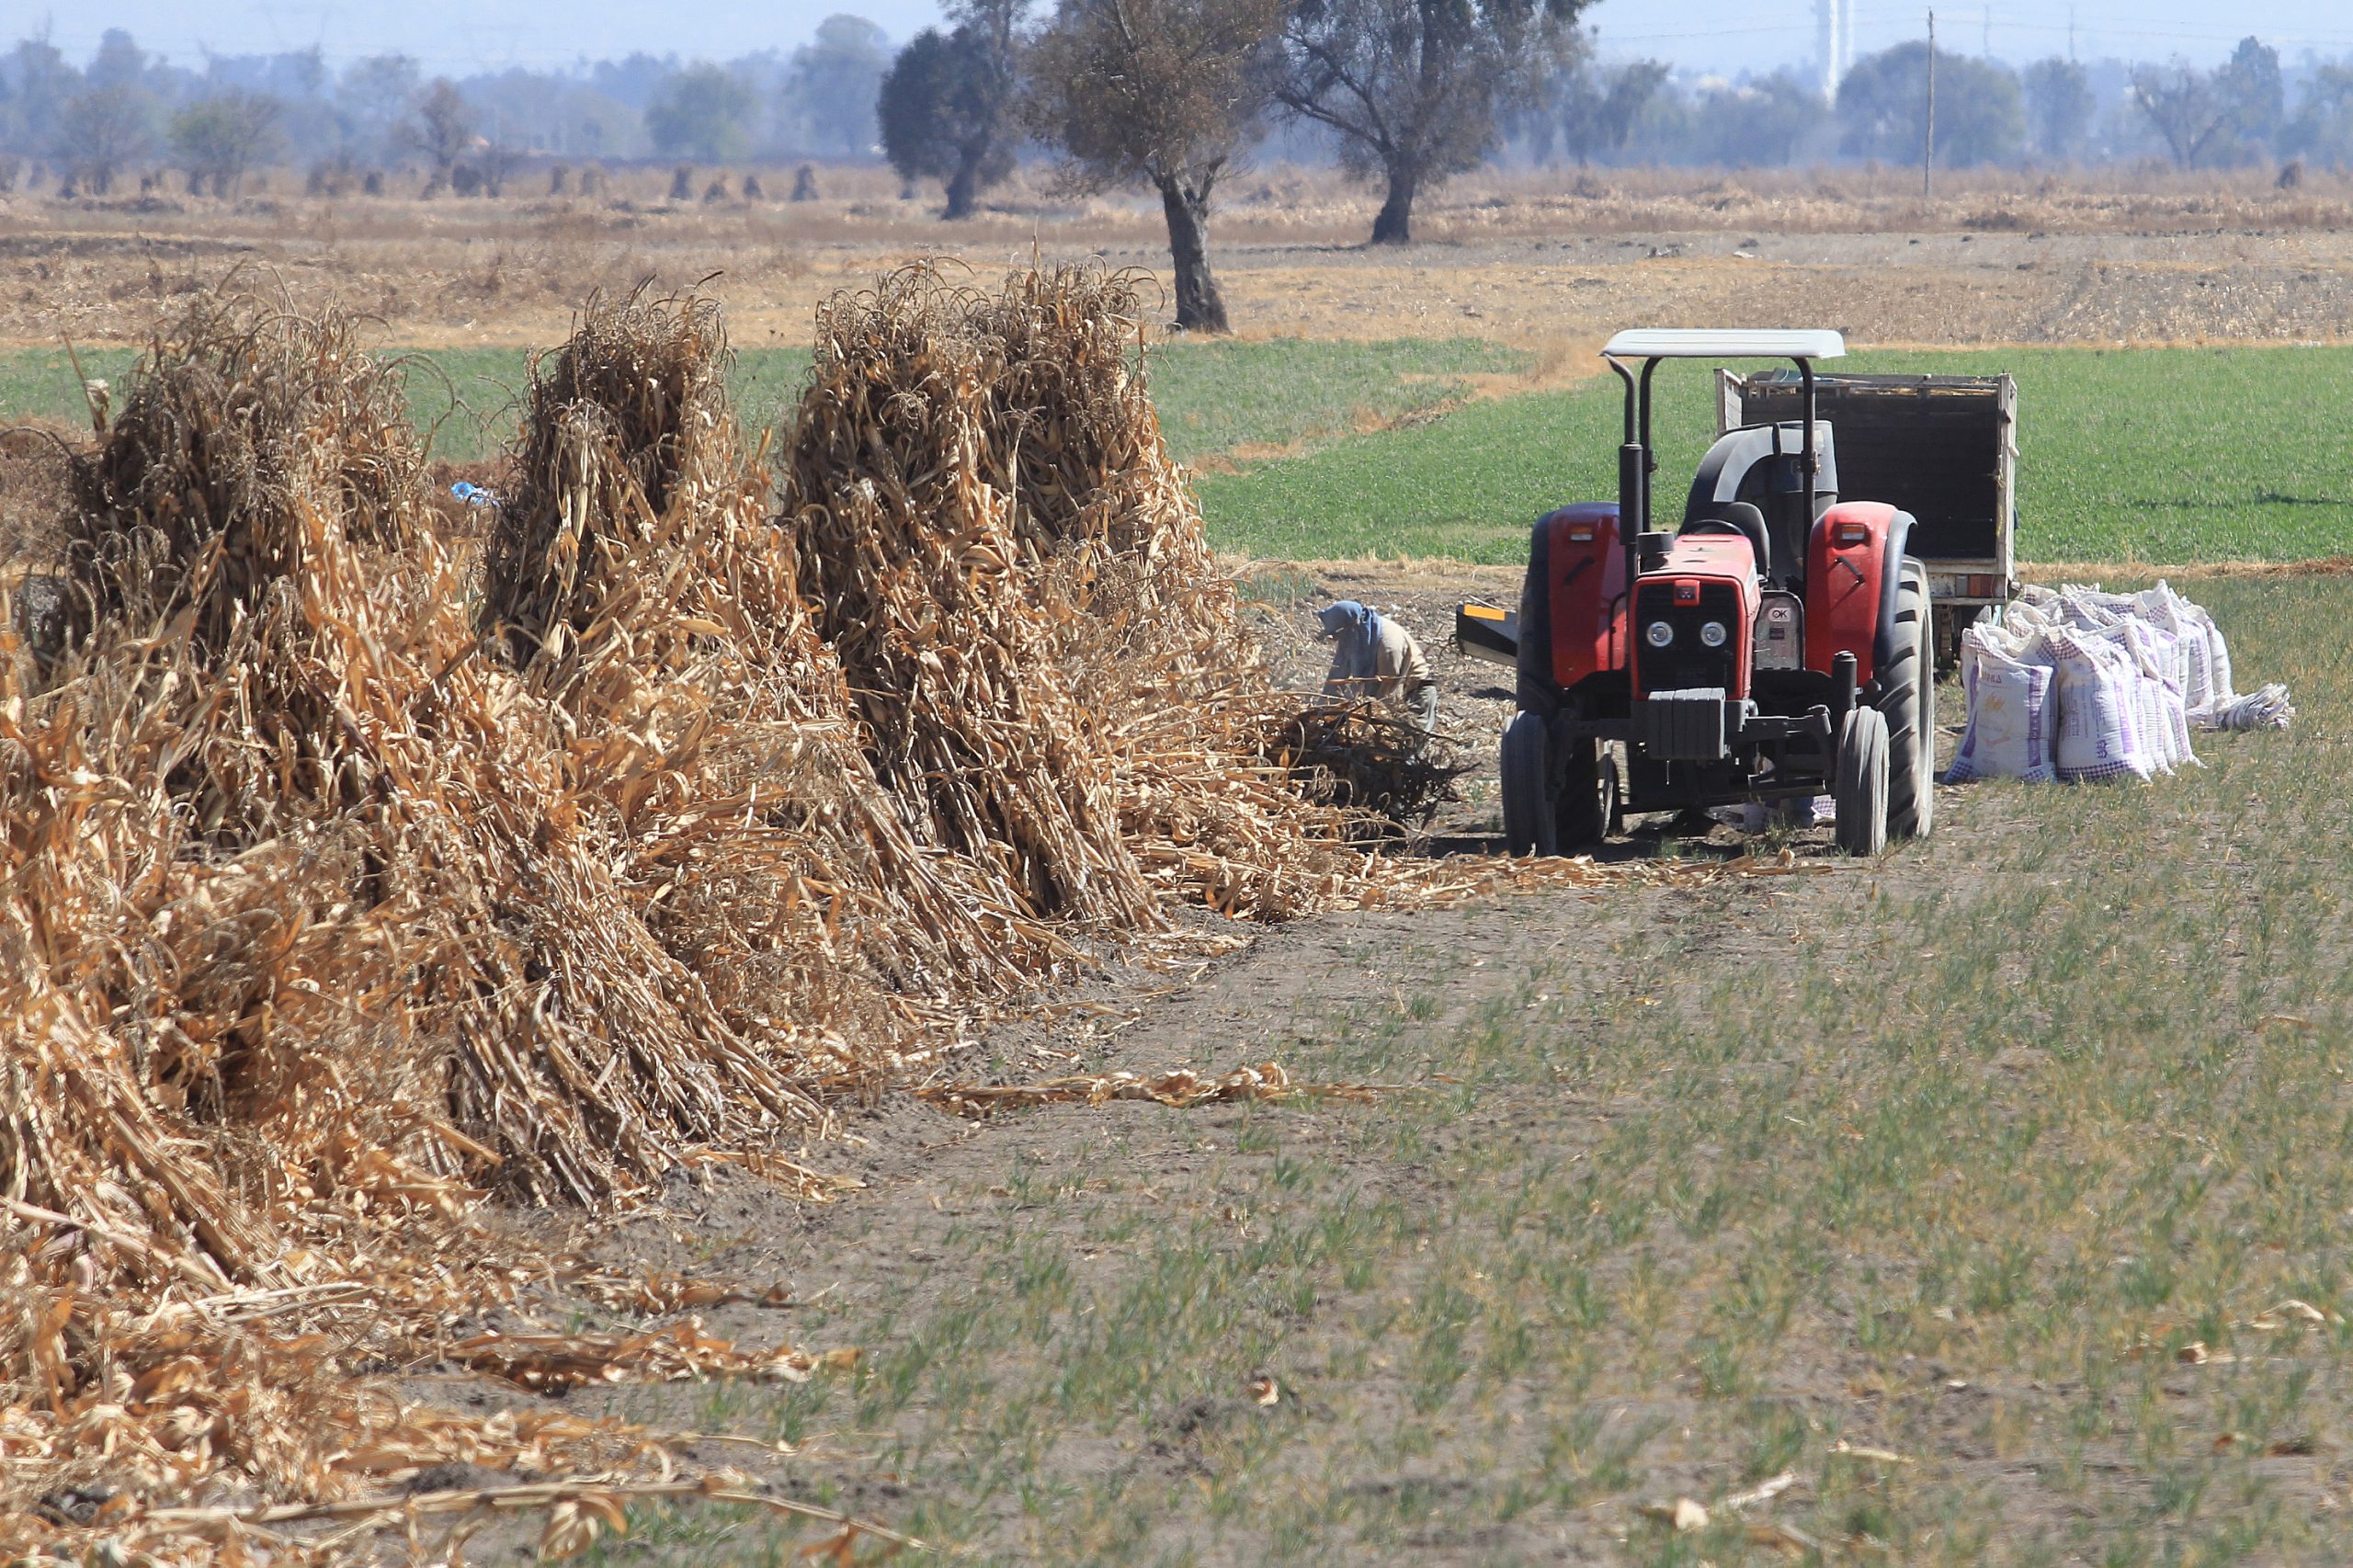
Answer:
[1633,579,1741,695]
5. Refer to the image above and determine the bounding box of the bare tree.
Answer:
[402,80,475,194]
[1027,0,1282,332]
[168,90,280,197]
[1274,0,1587,244]
[2131,65,2230,169]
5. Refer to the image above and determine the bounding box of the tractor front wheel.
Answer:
[1500,710,1555,858]
[1553,736,1614,851]
[1884,558,1936,839]
[1834,706,1890,858]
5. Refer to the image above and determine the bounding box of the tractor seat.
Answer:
[1681,502,1769,580]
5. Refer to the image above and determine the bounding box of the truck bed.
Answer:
[1724,370,2017,649]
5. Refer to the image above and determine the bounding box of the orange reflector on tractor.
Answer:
[1833,522,1870,544]
[1567,527,1595,541]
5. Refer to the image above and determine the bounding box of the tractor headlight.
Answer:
[1699,620,1728,648]
[1645,620,1674,648]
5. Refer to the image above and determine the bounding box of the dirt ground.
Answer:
[432,756,2076,1566]
[404,564,1886,1564]
[7,164,2353,351]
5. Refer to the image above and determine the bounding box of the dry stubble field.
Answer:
[6,171,2353,1564]
[10,162,2353,352]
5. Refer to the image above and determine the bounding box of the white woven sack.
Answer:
[2139,623,2196,768]
[1945,630,2057,783]
[2196,605,2234,700]
[1959,608,2033,699]
[2117,625,2177,775]
[2050,631,2154,782]
[2137,583,2213,710]
[2105,622,2176,772]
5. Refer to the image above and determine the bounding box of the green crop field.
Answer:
[1192,347,2353,567]
[11,339,2340,565]
[1143,337,1529,464]
[0,336,1523,469]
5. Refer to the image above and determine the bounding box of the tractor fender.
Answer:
[1520,503,1623,703]
[1804,503,1911,684]
[1872,509,1916,695]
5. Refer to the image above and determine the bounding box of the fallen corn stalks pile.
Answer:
[0,265,1756,1562]
[1274,700,1472,835]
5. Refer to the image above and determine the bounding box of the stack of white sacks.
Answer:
[1946,582,2292,785]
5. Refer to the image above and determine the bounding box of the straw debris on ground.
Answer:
[0,264,1702,1562]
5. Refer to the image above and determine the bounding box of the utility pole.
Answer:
[1924,9,1938,201]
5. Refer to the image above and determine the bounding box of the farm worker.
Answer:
[1318,600,1438,732]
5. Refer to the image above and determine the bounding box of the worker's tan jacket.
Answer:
[1324,617,1432,701]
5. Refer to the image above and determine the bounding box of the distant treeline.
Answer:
[1525,38,2353,175]
[0,20,893,196]
[3,18,2348,202]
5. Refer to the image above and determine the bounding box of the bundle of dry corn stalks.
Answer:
[0,266,1442,1562]
[786,265,1386,923]
[1,293,857,1563]
[1275,701,1471,835]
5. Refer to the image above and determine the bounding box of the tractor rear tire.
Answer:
[1553,735,1613,851]
[1884,558,1936,840]
[1501,710,1555,858]
[1835,706,1890,858]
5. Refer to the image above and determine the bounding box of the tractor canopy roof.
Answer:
[1601,329,1847,361]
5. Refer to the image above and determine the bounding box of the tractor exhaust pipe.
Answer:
[1610,356,1648,593]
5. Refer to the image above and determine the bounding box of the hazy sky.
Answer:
[20,0,2353,78]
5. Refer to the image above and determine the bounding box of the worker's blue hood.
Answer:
[1318,600,1381,640]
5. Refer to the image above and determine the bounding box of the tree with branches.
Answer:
[168,90,280,196]
[403,80,475,194]
[2215,36,2282,152]
[1273,0,1587,244]
[2131,65,2230,168]
[2285,64,2353,167]
[2132,39,2284,169]
[1838,41,2021,167]
[1552,51,1666,165]
[1026,0,1282,332]
[787,15,892,158]
[55,85,153,196]
[879,1,1028,220]
[646,63,756,163]
[2022,58,2093,162]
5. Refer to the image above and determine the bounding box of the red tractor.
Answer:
[1487,330,1940,858]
